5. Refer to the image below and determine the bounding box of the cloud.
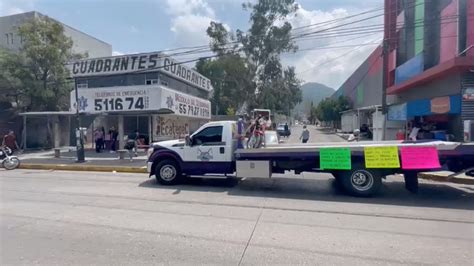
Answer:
[129,25,139,34]
[0,0,36,16]
[166,0,214,17]
[165,0,218,48]
[112,51,124,56]
[282,4,383,89]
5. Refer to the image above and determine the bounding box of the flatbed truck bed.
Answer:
[147,121,474,197]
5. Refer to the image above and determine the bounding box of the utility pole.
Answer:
[74,79,85,162]
[381,38,389,141]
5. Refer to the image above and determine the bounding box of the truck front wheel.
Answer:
[340,168,382,197]
[155,160,183,185]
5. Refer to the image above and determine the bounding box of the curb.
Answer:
[418,172,474,185]
[19,163,147,174]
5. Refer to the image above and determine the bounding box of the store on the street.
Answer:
[387,57,473,142]
[67,51,212,150]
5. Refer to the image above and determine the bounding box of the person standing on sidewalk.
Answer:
[299,125,310,143]
[109,127,118,153]
[94,128,103,153]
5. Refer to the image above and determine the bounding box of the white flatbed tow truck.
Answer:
[147,121,474,197]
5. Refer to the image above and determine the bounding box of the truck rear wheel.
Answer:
[155,160,183,185]
[340,168,382,197]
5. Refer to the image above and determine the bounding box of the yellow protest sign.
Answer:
[364,146,400,168]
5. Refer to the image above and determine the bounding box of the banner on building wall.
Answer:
[70,85,211,119]
[395,53,424,85]
[160,87,211,119]
[70,86,159,113]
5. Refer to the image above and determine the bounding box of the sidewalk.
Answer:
[17,148,148,173]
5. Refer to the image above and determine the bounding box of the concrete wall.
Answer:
[0,11,111,58]
[394,74,462,103]
[332,46,384,109]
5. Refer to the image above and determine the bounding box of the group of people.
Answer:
[235,115,310,148]
[94,127,118,153]
[236,114,268,149]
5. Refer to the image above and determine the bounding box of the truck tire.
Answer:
[155,159,183,185]
[339,167,382,197]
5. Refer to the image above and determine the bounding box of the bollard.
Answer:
[54,148,61,158]
[118,150,127,160]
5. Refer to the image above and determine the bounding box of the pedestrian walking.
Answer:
[131,129,140,156]
[94,128,103,153]
[284,123,289,138]
[2,130,20,153]
[300,125,310,143]
[124,137,136,161]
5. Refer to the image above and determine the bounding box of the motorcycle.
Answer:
[0,146,20,170]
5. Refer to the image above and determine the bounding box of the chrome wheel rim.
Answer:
[3,158,19,169]
[351,170,373,191]
[160,165,176,181]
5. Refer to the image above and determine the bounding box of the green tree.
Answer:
[196,55,254,115]
[314,96,352,128]
[0,49,31,109]
[199,0,301,114]
[0,16,82,111]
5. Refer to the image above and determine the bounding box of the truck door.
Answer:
[183,125,233,174]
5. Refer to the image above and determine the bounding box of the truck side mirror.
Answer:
[185,135,192,146]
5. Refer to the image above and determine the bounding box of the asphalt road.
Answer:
[1,168,473,265]
[284,125,344,144]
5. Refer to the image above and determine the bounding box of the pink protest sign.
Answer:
[400,146,441,170]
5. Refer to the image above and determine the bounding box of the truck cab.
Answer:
[147,121,237,184]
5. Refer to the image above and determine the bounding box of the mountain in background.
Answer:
[294,82,335,116]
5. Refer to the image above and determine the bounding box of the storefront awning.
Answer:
[407,95,461,117]
[389,95,461,120]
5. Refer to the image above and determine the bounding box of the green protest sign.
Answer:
[319,148,351,170]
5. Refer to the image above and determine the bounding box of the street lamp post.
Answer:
[74,79,85,162]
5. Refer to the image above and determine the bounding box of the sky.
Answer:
[0,0,383,89]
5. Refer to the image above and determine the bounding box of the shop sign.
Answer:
[68,52,212,91]
[71,86,158,114]
[70,85,211,119]
[160,87,211,119]
[388,103,407,121]
[431,96,450,114]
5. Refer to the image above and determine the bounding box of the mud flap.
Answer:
[404,171,419,193]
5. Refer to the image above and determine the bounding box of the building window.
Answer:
[76,79,88,89]
[5,33,13,45]
[161,81,169,86]
[145,73,158,85]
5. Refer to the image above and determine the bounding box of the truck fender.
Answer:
[149,149,183,177]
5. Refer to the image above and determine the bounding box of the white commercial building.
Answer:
[0,11,112,57]
[68,51,212,148]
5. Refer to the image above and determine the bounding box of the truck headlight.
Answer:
[147,147,154,159]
